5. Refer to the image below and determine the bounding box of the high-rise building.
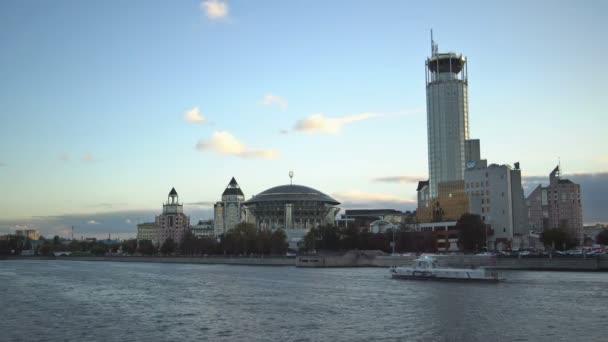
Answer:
[526,166,583,242]
[425,34,469,198]
[214,177,245,236]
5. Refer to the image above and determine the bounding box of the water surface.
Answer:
[1,260,606,341]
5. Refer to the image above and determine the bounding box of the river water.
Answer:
[0,260,606,342]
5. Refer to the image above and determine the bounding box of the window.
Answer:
[487,198,490,204]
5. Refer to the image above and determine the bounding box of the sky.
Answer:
[0,0,607,238]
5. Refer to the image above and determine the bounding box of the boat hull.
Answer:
[391,273,500,282]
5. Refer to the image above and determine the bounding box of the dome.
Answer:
[169,187,178,196]
[244,184,340,205]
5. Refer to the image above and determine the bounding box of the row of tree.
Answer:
[133,223,290,256]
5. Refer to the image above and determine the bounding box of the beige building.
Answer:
[137,188,191,247]
[15,229,40,240]
[527,166,583,242]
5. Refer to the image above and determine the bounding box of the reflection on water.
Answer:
[1,260,606,341]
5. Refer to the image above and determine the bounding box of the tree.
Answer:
[121,239,138,255]
[180,231,198,256]
[160,238,177,256]
[596,230,608,245]
[39,243,54,256]
[137,240,156,255]
[455,213,486,253]
[91,244,107,256]
[541,228,577,250]
[270,229,288,255]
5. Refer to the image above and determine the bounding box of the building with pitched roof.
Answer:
[214,177,245,236]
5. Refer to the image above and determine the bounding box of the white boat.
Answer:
[390,255,502,282]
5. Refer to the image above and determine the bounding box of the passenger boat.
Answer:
[390,255,501,282]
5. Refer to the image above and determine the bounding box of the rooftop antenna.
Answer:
[289,171,294,185]
[431,29,438,55]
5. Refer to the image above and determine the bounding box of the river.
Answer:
[0,260,606,341]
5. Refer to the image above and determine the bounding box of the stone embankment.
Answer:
[297,253,608,271]
[4,254,608,270]
[2,255,295,266]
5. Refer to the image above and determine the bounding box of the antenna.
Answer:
[431,29,438,55]
[289,171,294,185]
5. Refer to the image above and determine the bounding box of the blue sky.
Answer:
[1,0,607,237]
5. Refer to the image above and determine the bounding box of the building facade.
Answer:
[192,220,215,238]
[425,37,469,198]
[137,188,191,247]
[242,184,341,248]
[526,166,583,242]
[464,163,528,250]
[15,229,40,241]
[214,177,245,236]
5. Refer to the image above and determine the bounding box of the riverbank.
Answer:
[1,255,295,266]
[3,254,608,271]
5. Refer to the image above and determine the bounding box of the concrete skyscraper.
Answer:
[425,33,469,198]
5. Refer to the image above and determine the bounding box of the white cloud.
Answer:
[332,190,416,204]
[200,0,228,19]
[294,112,377,134]
[87,220,100,225]
[82,153,95,162]
[183,106,206,123]
[260,93,288,110]
[373,176,425,184]
[196,131,280,160]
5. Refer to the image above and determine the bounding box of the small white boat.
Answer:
[390,255,501,282]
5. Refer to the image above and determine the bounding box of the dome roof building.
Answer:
[242,182,341,248]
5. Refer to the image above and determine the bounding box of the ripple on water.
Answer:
[0,261,607,342]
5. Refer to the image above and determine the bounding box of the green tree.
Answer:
[39,243,54,256]
[303,226,340,252]
[160,238,177,256]
[91,244,107,256]
[137,240,156,255]
[180,231,198,256]
[121,239,138,255]
[541,228,577,250]
[270,229,288,255]
[455,213,486,253]
[596,230,608,245]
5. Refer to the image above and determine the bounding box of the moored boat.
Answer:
[390,255,502,282]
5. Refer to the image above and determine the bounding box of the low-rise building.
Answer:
[192,220,215,238]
